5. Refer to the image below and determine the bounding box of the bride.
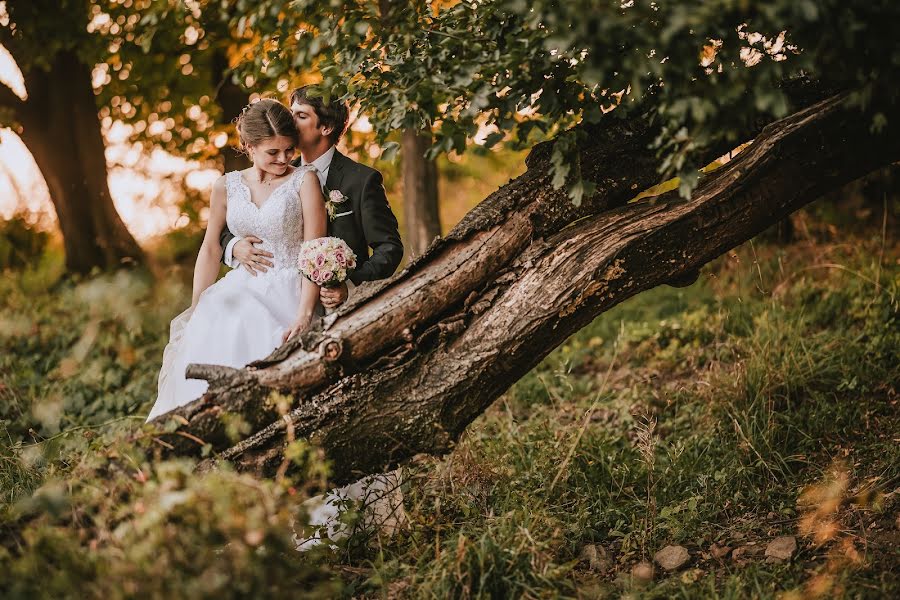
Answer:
[147,99,325,420]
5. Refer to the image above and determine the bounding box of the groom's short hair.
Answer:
[290,86,350,146]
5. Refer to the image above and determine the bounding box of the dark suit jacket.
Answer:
[219,150,403,285]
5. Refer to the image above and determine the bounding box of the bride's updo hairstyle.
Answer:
[235,99,299,154]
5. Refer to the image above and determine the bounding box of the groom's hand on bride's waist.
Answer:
[233,236,274,276]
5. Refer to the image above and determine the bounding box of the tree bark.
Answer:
[153,93,899,485]
[402,129,442,256]
[6,50,144,273]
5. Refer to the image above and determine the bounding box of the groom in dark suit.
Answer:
[220,87,403,308]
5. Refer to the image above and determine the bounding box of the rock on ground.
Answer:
[631,561,655,582]
[765,536,797,562]
[653,545,690,571]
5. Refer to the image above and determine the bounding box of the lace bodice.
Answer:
[224,166,317,272]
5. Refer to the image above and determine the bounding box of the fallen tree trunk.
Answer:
[154,100,672,450]
[153,92,899,485]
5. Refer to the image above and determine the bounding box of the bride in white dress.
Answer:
[148,99,326,420]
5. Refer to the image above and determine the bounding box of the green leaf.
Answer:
[482,131,505,149]
[567,178,597,207]
[381,141,400,162]
[678,170,701,199]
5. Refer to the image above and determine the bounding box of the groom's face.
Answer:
[291,101,331,150]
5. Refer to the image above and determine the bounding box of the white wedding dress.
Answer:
[148,166,317,420]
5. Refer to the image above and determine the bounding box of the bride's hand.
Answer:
[282,314,312,343]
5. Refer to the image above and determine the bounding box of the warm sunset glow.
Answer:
[0,41,25,99]
[2,122,220,240]
[0,128,53,225]
[350,112,373,134]
[1,43,220,241]
[102,122,220,240]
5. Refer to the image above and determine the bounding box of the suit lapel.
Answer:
[325,150,346,192]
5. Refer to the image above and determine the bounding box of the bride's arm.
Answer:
[190,176,228,309]
[283,170,327,341]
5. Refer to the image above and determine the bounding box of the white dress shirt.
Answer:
[224,146,336,267]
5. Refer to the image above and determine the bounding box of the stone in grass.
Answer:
[653,545,691,571]
[764,536,797,563]
[579,544,611,572]
[631,561,655,584]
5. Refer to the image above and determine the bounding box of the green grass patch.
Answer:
[1,225,897,598]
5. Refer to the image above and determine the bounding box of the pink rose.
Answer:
[315,253,326,267]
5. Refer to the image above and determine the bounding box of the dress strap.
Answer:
[292,164,319,192]
[223,170,243,204]
[297,164,318,177]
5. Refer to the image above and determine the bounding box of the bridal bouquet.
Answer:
[297,237,357,287]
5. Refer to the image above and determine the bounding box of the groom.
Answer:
[220,87,403,309]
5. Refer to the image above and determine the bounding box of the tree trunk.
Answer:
[153,93,899,485]
[12,51,144,273]
[383,0,442,259]
[402,129,442,257]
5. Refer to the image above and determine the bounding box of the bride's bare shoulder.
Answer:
[210,174,228,206]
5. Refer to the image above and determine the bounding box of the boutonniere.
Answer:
[325,188,349,221]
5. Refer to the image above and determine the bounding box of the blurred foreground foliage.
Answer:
[0,261,343,597]
[0,194,897,597]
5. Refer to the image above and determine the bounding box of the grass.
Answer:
[0,209,898,598]
[361,227,899,598]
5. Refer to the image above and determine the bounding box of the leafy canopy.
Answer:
[1,0,253,160]
[222,0,899,201]
[4,1,895,199]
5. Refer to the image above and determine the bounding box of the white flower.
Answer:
[329,190,348,203]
